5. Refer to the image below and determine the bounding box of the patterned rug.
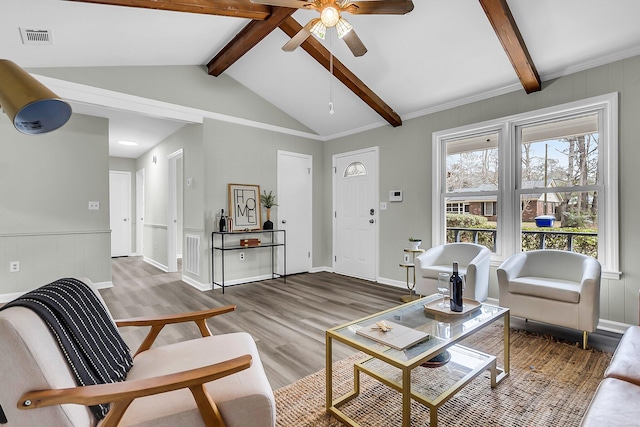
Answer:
[274,324,611,426]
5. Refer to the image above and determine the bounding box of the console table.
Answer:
[211,230,286,293]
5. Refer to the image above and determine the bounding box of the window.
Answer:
[432,93,619,278]
[344,162,366,177]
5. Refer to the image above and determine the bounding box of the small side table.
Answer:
[399,248,425,303]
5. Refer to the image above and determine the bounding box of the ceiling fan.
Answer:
[250,0,414,57]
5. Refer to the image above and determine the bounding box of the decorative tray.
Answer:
[424,298,482,318]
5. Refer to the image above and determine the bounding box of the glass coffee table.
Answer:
[325,294,510,427]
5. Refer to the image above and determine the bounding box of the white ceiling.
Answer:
[3,0,640,158]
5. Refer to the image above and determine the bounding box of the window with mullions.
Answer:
[432,93,619,278]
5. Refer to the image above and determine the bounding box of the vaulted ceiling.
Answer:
[3,0,640,157]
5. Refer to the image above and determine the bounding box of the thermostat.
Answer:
[389,190,403,202]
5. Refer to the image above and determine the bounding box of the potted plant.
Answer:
[408,237,422,250]
[261,190,278,230]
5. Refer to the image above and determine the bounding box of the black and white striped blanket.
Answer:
[1,278,133,420]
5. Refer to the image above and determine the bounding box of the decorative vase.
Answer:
[409,240,422,250]
[263,207,273,230]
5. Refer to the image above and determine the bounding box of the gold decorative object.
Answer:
[371,321,392,332]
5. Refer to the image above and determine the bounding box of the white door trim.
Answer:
[167,149,183,273]
[136,168,145,257]
[332,146,379,280]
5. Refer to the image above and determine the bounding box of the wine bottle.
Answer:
[450,261,464,312]
[219,209,226,232]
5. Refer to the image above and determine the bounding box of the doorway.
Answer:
[109,170,131,257]
[167,149,183,273]
[333,147,379,281]
[277,150,312,274]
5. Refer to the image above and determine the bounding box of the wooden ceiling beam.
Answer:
[207,7,296,76]
[278,16,402,128]
[479,0,541,93]
[65,0,272,20]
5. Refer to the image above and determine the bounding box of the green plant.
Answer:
[261,190,278,209]
[408,237,422,242]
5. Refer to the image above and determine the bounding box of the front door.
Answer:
[333,148,378,280]
[109,171,131,257]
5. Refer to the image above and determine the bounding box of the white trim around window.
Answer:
[432,93,620,279]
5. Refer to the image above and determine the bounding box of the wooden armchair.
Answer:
[0,279,276,427]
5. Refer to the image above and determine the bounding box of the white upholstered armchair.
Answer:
[414,243,491,302]
[497,250,601,349]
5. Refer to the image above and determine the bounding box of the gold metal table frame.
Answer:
[325,295,510,427]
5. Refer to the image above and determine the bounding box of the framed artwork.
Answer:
[228,183,262,231]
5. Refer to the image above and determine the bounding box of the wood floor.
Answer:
[103,256,621,390]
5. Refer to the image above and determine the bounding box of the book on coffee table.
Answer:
[356,321,430,350]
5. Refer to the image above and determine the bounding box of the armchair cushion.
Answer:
[507,277,581,303]
[119,333,275,427]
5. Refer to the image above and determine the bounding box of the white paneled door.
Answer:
[109,171,131,257]
[277,150,312,275]
[333,148,378,281]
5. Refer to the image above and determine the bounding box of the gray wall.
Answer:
[0,113,112,299]
[7,56,638,327]
[323,54,640,326]
[203,119,325,284]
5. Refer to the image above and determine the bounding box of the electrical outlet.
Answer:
[239,252,245,261]
[10,261,20,273]
[88,201,100,210]
[403,254,411,263]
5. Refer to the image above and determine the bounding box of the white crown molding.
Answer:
[32,74,325,141]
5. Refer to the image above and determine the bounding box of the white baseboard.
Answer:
[0,291,26,303]
[182,275,211,291]
[376,276,408,290]
[597,319,630,335]
[212,274,274,290]
[143,257,168,272]
[309,266,333,273]
[93,281,113,289]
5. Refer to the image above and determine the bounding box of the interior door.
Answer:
[333,148,378,280]
[109,171,131,257]
[277,151,312,275]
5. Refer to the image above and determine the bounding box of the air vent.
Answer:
[19,28,52,45]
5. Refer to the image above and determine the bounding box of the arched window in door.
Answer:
[344,161,367,177]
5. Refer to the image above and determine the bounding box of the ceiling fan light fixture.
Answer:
[335,17,353,39]
[320,6,340,27]
[310,20,327,40]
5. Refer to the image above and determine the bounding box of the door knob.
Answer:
[123,218,128,222]
[370,208,375,215]
[282,220,287,224]
[369,219,375,223]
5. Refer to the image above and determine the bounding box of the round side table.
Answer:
[399,248,425,303]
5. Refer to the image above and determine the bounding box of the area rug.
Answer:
[274,324,611,426]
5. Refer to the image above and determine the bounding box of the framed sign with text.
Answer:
[228,183,262,231]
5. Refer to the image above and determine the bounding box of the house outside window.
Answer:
[432,93,619,278]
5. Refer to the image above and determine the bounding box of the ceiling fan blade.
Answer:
[342,29,368,57]
[342,1,414,15]
[250,0,315,9]
[282,18,319,51]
